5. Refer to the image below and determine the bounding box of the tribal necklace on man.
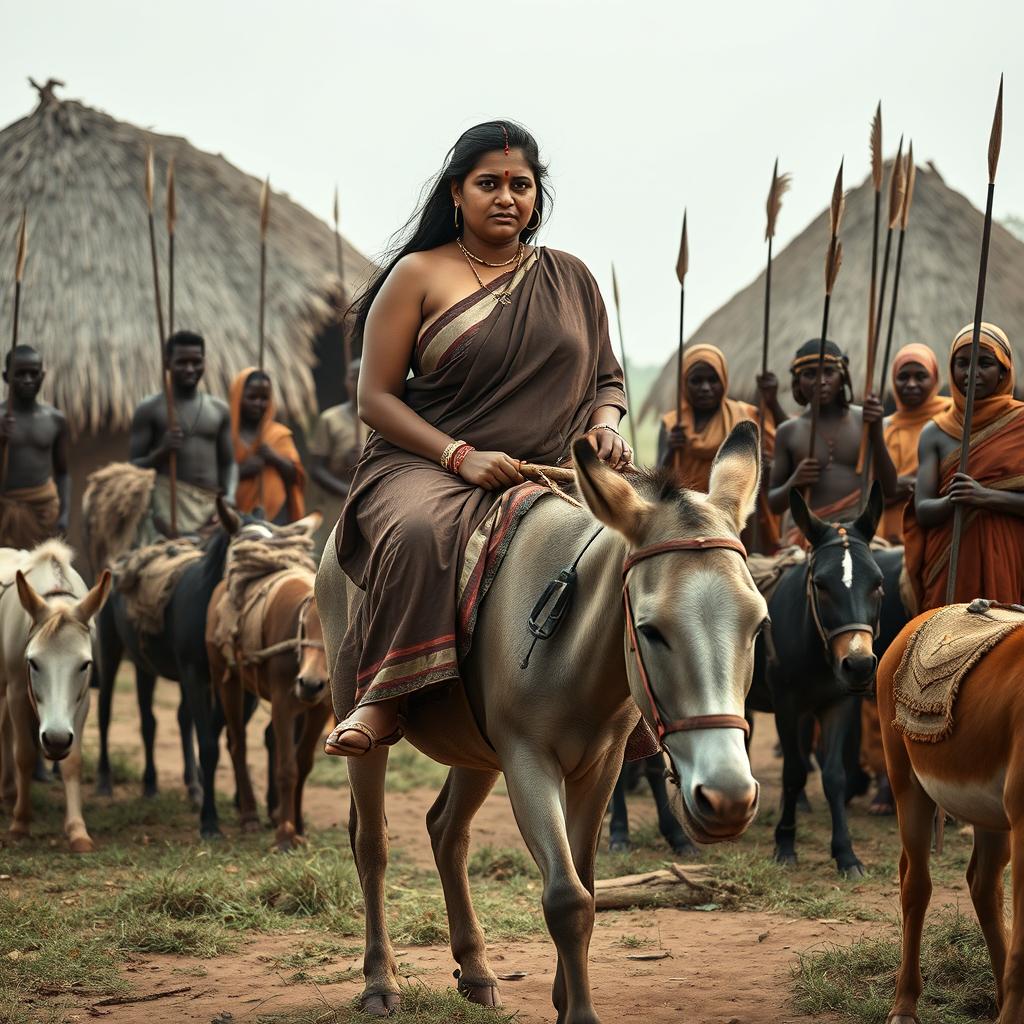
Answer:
[460,241,526,307]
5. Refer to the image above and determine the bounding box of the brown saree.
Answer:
[335,247,626,710]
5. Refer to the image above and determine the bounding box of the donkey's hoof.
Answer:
[69,835,95,854]
[455,973,502,1007]
[773,847,797,866]
[187,784,203,809]
[609,835,631,853]
[240,817,261,834]
[8,826,30,843]
[838,860,865,879]
[200,825,224,842]
[95,777,113,798]
[360,992,400,1017]
[273,833,306,853]
[142,782,159,799]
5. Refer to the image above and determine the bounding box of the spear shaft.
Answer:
[947,77,1002,604]
[610,263,635,449]
[145,148,177,534]
[167,159,176,335]
[333,187,361,446]
[673,212,688,473]
[258,179,269,372]
[2,210,28,491]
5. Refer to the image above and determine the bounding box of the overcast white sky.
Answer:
[5,0,1022,368]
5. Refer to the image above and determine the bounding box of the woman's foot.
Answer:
[324,703,402,757]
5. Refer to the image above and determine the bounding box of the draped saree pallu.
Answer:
[903,324,1024,610]
[333,248,627,713]
[660,343,780,549]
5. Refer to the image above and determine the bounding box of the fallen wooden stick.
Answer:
[93,985,192,1007]
[594,863,733,911]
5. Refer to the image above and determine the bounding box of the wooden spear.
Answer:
[145,147,177,535]
[673,210,688,470]
[863,104,883,409]
[610,262,636,449]
[806,162,845,475]
[878,143,917,405]
[258,177,270,371]
[333,185,353,375]
[946,76,1003,605]
[166,158,176,334]
[754,161,790,549]
[2,210,28,490]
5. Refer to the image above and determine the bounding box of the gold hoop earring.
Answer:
[527,208,541,231]
[454,204,462,231]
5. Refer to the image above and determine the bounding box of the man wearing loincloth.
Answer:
[129,330,235,540]
[905,322,1024,609]
[0,345,69,548]
[768,338,897,545]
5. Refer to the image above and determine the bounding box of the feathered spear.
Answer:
[947,76,1004,604]
[2,210,28,490]
[166,158,176,335]
[807,162,845,471]
[610,263,635,448]
[673,210,688,470]
[145,147,177,534]
[877,143,917,404]
[258,177,270,371]
[333,186,353,374]
[863,104,883,405]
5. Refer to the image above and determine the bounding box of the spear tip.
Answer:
[887,137,907,229]
[333,184,339,228]
[611,262,621,307]
[989,73,1003,184]
[901,140,917,230]
[765,160,792,242]
[144,145,155,211]
[675,209,689,286]
[870,102,883,192]
[15,208,27,283]
[830,160,846,236]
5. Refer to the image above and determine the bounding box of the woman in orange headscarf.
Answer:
[903,323,1024,609]
[878,343,953,542]
[659,343,784,551]
[230,367,306,523]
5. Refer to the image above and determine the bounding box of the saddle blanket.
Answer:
[892,599,1024,742]
[112,537,204,637]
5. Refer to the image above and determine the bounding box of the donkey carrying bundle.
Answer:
[316,424,767,1023]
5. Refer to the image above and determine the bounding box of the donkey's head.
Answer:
[295,598,330,705]
[16,570,112,760]
[789,482,884,694]
[573,421,766,843]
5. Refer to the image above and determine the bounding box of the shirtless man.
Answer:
[308,358,363,500]
[129,330,235,537]
[0,345,69,548]
[768,339,896,541]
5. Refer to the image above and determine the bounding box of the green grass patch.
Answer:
[792,908,997,1023]
[309,742,451,793]
[468,845,535,881]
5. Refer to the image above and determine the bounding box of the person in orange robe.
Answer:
[878,344,953,543]
[904,322,1024,610]
[230,367,306,524]
[659,343,784,552]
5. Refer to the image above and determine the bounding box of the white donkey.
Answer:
[0,541,111,852]
[317,424,767,1023]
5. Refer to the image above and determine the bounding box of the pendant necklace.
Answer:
[457,239,521,268]
[461,243,526,306]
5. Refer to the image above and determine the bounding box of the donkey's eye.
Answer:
[638,624,670,649]
[756,617,771,636]
[27,658,39,673]
[80,661,93,673]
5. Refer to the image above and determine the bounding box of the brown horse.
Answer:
[207,529,332,851]
[878,608,1024,1024]
[316,425,767,1022]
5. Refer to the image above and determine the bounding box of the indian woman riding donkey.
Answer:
[317,121,765,1023]
[877,322,1024,1024]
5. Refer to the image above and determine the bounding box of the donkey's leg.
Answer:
[998,775,1024,1022]
[504,748,599,1024]
[62,704,93,853]
[177,695,202,808]
[270,693,301,851]
[887,767,935,1024]
[773,700,807,866]
[135,669,159,798]
[644,754,697,856]
[293,705,330,836]
[94,606,122,796]
[968,828,1010,1008]
[181,662,223,839]
[426,766,501,1006]
[9,695,36,839]
[349,745,401,1017]
[0,694,15,812]
[216,662,259,833]
[608,770,630,851]
[818,697,863,876]
[558,750,623,1024]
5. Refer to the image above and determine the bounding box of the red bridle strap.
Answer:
[622,536,751,741]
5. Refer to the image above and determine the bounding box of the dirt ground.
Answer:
[11,678,977,1024]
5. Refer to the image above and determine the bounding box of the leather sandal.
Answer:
[324,718,403,757]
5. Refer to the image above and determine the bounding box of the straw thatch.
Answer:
[642,161,1024,417]
[0,81,372,434]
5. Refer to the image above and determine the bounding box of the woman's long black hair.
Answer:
[350,120,551,349]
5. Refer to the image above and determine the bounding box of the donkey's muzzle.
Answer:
[41,728,73,761]
[839,652,877,693]
[295,676,327,704]
[690,779,759,839]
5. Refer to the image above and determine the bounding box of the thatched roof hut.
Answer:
[0,80,372,435]
[642,161,1024,417]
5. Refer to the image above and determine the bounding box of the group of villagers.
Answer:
[3,118,1023,790]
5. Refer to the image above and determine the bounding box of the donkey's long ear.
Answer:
[216,493,241,536]
[789,487,829,547]
[707,421,761,534]
[74,570,112,625]
[851,480,884,542]
[15,571,49,625]
[573,438,650,543]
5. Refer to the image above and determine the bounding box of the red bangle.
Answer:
[451,444,474,475]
